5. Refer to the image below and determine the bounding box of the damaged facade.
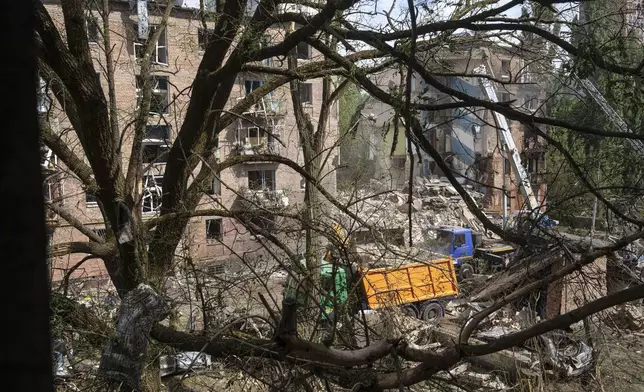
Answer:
[339,40,548,216]
[41,0,338,280]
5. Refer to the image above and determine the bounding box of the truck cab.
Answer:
[430,227,477,260]
[428,226,512,280]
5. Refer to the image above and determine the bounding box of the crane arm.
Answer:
[473,65,541,213]
[573,76,644,154]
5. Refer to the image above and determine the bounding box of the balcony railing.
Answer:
[231,140,281,158]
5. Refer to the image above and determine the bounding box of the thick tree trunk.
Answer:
[99,284,170,391]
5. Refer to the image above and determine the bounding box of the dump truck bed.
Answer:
[359,257,459,310]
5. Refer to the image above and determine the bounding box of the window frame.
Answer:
[207,174,222,196]
[142,176,163,215]
[500,60,511,78]
[205,218,223,242]
[244,79,263,95]
[296,41,311,60]
[298,82,313,105]
[136,75,171,115]
[142,124,171,164]
[133,24,168,65]
[247,169,276,191]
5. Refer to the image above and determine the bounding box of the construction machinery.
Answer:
[473,64,558,231]
[283,226,459,322]
[427,226,516,280]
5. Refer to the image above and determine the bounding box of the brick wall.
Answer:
[43,3,338,280]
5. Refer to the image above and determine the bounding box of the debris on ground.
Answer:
[338,177,489,248]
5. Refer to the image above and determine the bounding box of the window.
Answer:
[136,75,170,114]
[249,213,276,233]
[37,77,51,114]
[142,125,171,164]
[296,42,311,59]
[86,189,98,206]
[501,60,511,77]
[207,174,221,196]
[87,17,99,43]
[525,96,537,111]
[92,228,108,240]
[134,24,168,65]
[142,176,163,214]
[501,93,512,103]
[206,218,223,241]
[298,82,312,105]
[244,79,262,95]
[454,234,466,247]
[197,28,214,51]
[237,126,272,146]
[248,169,275,191]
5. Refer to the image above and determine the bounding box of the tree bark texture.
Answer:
[99,284,170,391]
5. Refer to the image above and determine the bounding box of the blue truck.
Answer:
[428,226,516,281]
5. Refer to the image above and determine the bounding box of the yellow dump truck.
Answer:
[357,256,459,320]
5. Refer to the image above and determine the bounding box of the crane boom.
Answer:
[573,76,644,154]
[473,65,541,214]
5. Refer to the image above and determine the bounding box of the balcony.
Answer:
[231,139,282,160]
[238,97,286,117]
[241,189,289,209]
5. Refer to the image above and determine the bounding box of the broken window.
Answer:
[296,42,311,59]
[298,82,313,105]
[136,75,170,114]
[142,175,163,214]
[248,169,275,191]
[205,218,223,241]
[197,28,214,51]
[501,60,511,77]
[134,24,168,64]
[244,79,262,95]
[142,125,171,164]
[87,17,99,43]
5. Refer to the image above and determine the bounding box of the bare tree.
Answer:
[37,0,644,390]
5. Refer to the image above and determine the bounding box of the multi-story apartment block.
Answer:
[41,1,339,281]
[339,39,548,216]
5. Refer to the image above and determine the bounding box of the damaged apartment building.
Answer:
[41,0,338,280]
[339,39,548,216]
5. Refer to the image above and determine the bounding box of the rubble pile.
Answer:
[338,177,487,247]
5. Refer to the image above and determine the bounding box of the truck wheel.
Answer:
[420,301,444,322]
[401,304,419,318]
[460,263,474,280]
